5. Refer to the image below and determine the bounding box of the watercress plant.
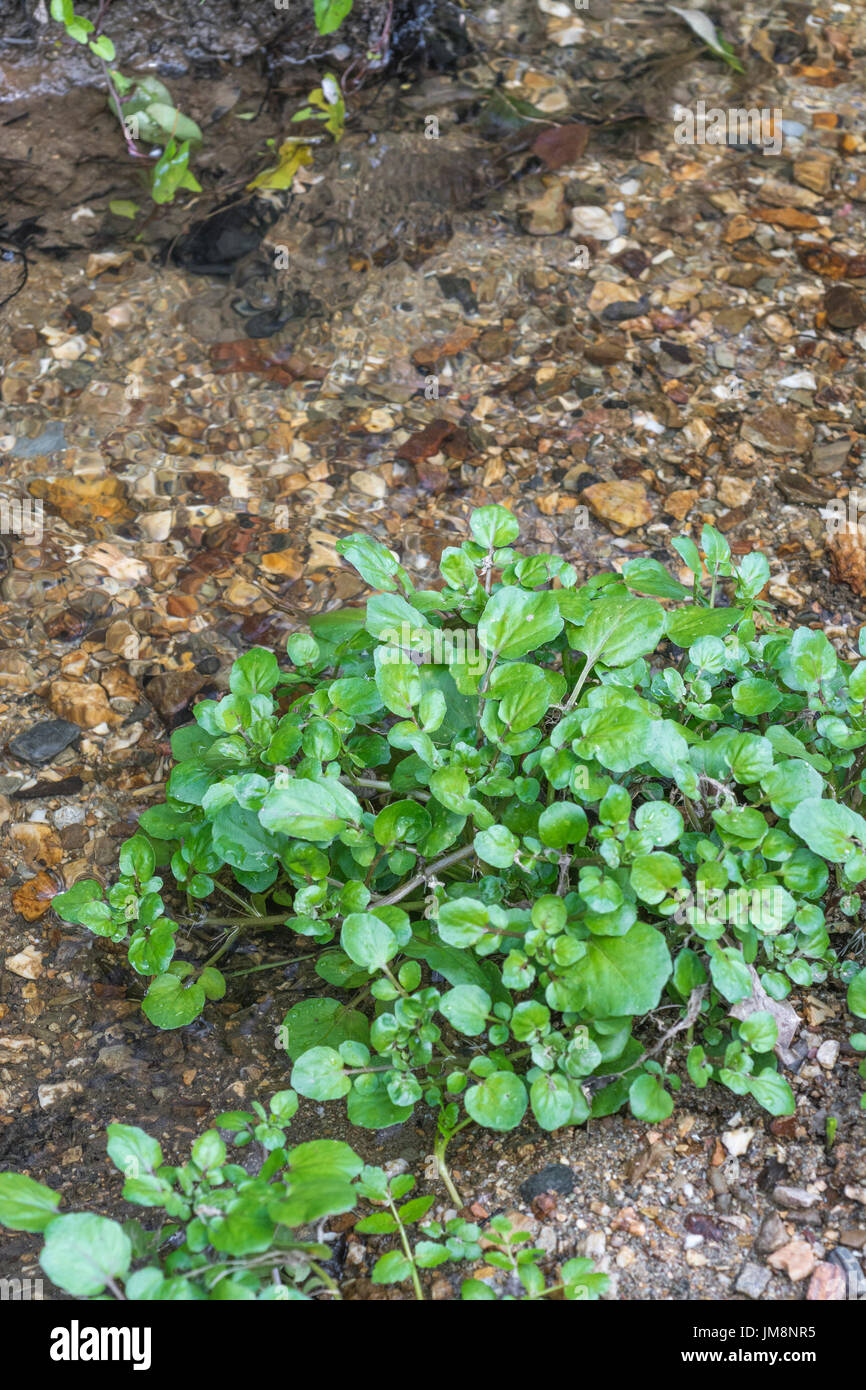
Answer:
[0,1097,598,1300]
[54,510,866,1151]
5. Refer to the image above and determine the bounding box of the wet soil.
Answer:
[1,0,865,1300]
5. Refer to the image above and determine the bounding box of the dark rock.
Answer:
[519,1163,574,1202]
[12,775,84,799]
[8,720,81,765]
[145,670,208,726]
[684,1212,726,1242]
[824,285,866,330]
[601,297,648,323]
[436,274,478,315]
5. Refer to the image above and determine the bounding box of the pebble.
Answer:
[755,1212,789,1254]
[8,719,82,765]
[806,1262,847,1301]
[37,1081,83,1108]
[581,479,654,533]
[5,946,45,979]
[734,1262,770,1299]
[519,1163,574,1202]
[53,804,86,829]
[722,1127,754,1157]
[772,1184,821,1210]
[767,1239,817,1281]
[569,206,618,241]
[816,1040,840,1068]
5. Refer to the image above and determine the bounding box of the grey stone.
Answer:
[772,1185,821,1210]
[735,1262,771,1299]
[8,719,81,765]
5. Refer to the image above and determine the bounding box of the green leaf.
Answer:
[760,761,824,817]
[374,799,431,846]
[0,1173,61,1232]
[666,608,741,647]
[474,824,518,868]
[848,967,866,1019]
[341,913,398,970]
[687,1045,711,1088]
[538,801,588,848]
[230,647,281,696]
[280,998,369,1059]
[336,533,404,590]
[90,34,116,60]
[738,1012,778,1053]
[439,985,491,1036]
[709,948,751,1003]
[141,102,202,143]
[142,973,206,1029]
[530,1073,576,1131]
[572,596,665,668]
[51,878,103,925]
[746,1070,795,1117]
[790,799,866,864]
[622,557,689,600]
[291,1046,350,1101]
[346,1079,413,1129]
[106,1126,162,1176]
[259,778,361,841]
[778,627,837,692]
[371,1249,414,1284]
[465,1072,528,1131]
[629,1073,673,1122]
[40,1214,131,1297]
[562,922,671,1016]
[630,852,682,905]
[470,505,520,548]
[478,587,563,660]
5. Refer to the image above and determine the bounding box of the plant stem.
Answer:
[203,927,240,969]
[373,844,475,907]
[389,1200,424,1301]
[434,1120,470,1207]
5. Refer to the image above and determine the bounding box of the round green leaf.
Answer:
[465,1072,528,1131]
[341,913,398,970]
[40,1214,131,1297]
[439,985,491,1037]
[291,1046,350,1101]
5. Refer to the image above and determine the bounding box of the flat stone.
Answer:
[741,406,814,456]
[8,719,81,764]
[772,1185,821,1210]
[581,479,654,533]
[734,1261,770,1299]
